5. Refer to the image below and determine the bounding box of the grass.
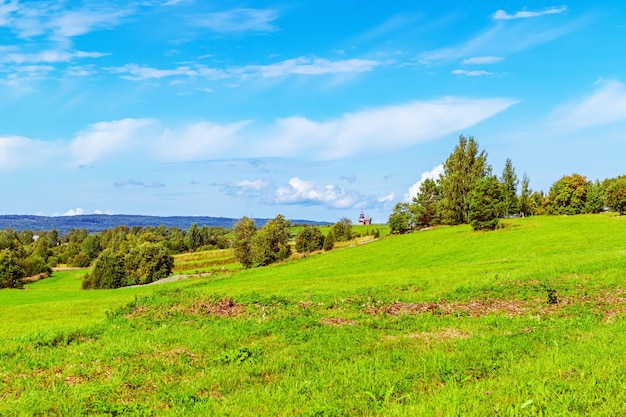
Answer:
[1,214,626,415]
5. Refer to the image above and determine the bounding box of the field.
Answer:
[1,215,626,415]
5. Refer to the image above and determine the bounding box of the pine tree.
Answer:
[468,176,504,231]
[439,135,490,225]
[518,174,532,216]
[500,158,519,217]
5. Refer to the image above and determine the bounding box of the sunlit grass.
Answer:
[1,214,626,415]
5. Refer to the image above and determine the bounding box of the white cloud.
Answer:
[155,121,250,162]
[192,8,279,34]
[378,193,395,203]
[493,7,567,21]
[263,97,517,159]
[461,56,503,65]
[405,164,444,201]
[60,208,84,216]
[548,79,626,131]
[70,118,155,166]
[219,179,271,198]
[0,135,56,171]
[274,178,360,209]
[452,69,493,77]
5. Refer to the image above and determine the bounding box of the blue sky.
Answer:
[1,1,625,223]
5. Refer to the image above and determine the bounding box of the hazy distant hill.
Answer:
[0,214,329,235]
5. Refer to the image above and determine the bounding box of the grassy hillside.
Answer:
[1,214,626,415]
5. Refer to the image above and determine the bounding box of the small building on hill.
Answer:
[358,210,372,225]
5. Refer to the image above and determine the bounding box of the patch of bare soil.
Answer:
[179,297,247,317]
[20,272,49,283]
[320,317,356,327]
[385,328,470,342]
[367,291,626,319]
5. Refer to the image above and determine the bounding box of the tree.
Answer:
[83,249,126,290]
[439,135,490,225]
[518,174,532,216]
[332,218,353,241]
[468,176,504,231]
[413,178,441,227]
[124,243,174,285]
[295,225,324,253]
[184,223,202,251]
[585,180,605,214]
[388,202,414,234]
[232,217,257,268]
[323,230,335,251]
[545,174,589,215]
[605,176,626,215]
[0,249,25,289]
[251,215,292,266]
[500,158,519,217]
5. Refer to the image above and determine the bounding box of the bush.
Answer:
[124,243,174,285]
[71,253,91,268]
[606,176,626,215]
[295,226,324,253]
[83,249,125,290]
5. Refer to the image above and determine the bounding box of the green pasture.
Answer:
[1,214,626,415]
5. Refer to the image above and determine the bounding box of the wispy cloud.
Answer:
[548,79,626,131]
[0,135,57,171]
[263,97,518,159]
[493,7,567,21]
[461,56,503,65]
[236,56,380,78]
[70,118,155,166]
[218,179,271,198]
[419,7,580,65]
[192,8,279,34]
[1,2,134,41]
[155,121,251,162]
[107,56,380,82]
[1,49,109,64]
[114,179,165,188]
[451,69,493,77]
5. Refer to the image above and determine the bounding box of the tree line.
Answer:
[389,135,626,233]
[0,223,230,289]
[231,216,379,269]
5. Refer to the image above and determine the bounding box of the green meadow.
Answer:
[1,214,626,416]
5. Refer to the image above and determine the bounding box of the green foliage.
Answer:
[0,249,25,288]
[518,174,533,216]
[295,225,324,253]
[605,176,626,215]
[323,230,335,251]
[332,217,353,241]
[232,217,257,268]
[388,202,414,234]
[70,252,91,267]
[439,135,490,225]
[468,176,503,231]
[124,243,174,285]
[252,215,292,266]
[500,158,519,216]
[545,173,589,215]
[585,180,605,214]
[83,248,126,289]
[413,178,442,228]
